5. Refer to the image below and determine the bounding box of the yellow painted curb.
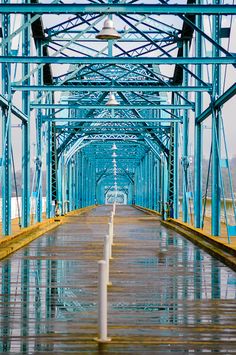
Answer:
[133,205,161,217]
[133,204,236,271]
[162,219,236,272]
[0,205,96,261]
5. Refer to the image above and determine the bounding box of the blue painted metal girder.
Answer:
[35,104,193,110]
[194,3,203,229]
[196,82,236,123]
[0,4,235,14]
[12,85,212,92]
[211,1,221,236]
[35,41,43,223]
[1,56,235,65]
[0,95,28,123]
[45,118,183,123]
[1,2,11,236]
[182,41,189,223]
[21,5,31,228]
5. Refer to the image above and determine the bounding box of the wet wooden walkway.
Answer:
[1,206,236,354]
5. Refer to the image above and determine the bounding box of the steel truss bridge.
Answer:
[0,0,236,238]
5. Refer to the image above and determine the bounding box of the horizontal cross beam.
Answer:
[0,4,235,14]
[36,104,192,109]
[43,117,182,123]
[55,125,171,130]
[13,85,212,93]
[1,56,235,65]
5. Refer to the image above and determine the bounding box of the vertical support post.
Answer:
[153,158,157,211]
[68,160,72,211]
[96,260,111,343]
[78,152,82,208]
[46,102,52,218]
[21,2,30,227]
[161,155,168,220]
[51,123,57,205]
[65,161,71,212]
[182,40,189,223]
[81,152,85,207]
[57,155,63,215]
[174,119,179,219]
[145,154,148,207]
[194,0,203,228]
[149,152,153,209]
[142,158,145,206]
[61,154,66,215]
[211,0,221,236]
[74,153,78,209]
[72,159,76,209]
[35,40,43,222]
[2,2,11,235]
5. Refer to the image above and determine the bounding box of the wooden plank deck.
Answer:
[0,205,236,354]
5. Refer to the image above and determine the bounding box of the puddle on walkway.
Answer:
[0,206,236,353]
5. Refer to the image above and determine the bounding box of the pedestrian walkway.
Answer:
[0,206,236,354]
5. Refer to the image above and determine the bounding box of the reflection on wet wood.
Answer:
[0,206,236,353]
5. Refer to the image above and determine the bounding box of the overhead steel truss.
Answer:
[0,0,235,240]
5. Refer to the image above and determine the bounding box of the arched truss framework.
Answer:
[0,0,235,238]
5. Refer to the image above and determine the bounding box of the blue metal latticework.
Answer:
[0,0,235,239]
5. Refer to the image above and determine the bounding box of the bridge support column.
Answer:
[194,0,203,228]
[35,40,43,222]
[211,0,221,236]
[1,2,11,235]
[182,40,190,223]
[46,117,53,218]
[161,155,168,220]
[21,2,30,228]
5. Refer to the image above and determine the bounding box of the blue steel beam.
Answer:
[12,85,212,92]
[0,4,235,14]
[35,104,193,109]
[194,1,203,229]
[182,41,189,223]
[0,56,235,65]
[21,3,30,228]
[0,94,28,123]
[196,82,236,124]
[43,118,182,123]
[35,40,43,223]
[211,0,221,236]
[1,2,11,235]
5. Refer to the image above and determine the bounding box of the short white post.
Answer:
[104,235,111,285]
[108,222,113,258]
[95,260,111,343]
[110,211,114,223]
[109,216,114,246]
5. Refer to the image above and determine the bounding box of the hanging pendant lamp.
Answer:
[96,18,121,40]
[106,92,119,106]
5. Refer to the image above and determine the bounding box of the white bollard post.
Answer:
[108,222,113,259]
[95,260,111,343]
[109,217,114,246]
[110,211,114,223]
[104,235,111,285]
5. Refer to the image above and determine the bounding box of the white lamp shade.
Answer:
[96,18,121,40]
[106,92,119,106]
